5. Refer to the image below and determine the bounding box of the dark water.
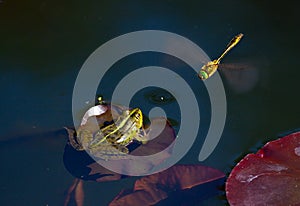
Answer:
[1,1,300,205]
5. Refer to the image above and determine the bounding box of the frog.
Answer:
[67,106,148,160]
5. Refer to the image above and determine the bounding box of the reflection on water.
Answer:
[1,0,300,205]
[144,87,175,105]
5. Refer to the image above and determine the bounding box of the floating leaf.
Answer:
[226,131,300,205]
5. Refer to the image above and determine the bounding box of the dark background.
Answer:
[0,0,299,205]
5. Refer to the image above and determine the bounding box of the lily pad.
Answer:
[63,104,176,181]
[226,130,300,205]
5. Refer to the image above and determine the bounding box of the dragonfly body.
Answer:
[198,33,244,80]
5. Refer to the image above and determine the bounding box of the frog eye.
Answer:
[134,112,140,119]
[198,71,209,80]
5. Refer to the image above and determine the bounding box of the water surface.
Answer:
[1,1,299,205]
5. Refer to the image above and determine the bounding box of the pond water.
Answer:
[1,1,299,205]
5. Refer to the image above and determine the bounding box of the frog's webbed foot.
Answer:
[64,127,84,151]
[71,136,85,151]
[113,144,129,154]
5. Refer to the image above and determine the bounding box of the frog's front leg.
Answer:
[135,128,149,144]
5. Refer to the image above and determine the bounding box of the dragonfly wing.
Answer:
[219,63,260,93]
[218,63,250,70]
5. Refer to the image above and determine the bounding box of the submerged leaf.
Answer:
[64,179,84,206]
[109,165,225,206]
[226,130,300,206]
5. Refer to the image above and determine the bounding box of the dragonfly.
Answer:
[198,33,244,80]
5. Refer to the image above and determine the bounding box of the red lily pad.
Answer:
[226,131,300,205]
[109,164,225,206]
